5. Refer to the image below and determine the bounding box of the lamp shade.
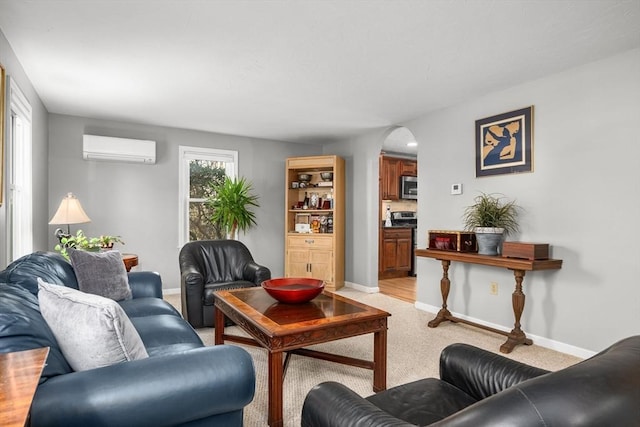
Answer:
[49,193,92,225]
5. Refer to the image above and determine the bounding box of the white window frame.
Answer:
[178,146,238,247]
[7,77,33,262]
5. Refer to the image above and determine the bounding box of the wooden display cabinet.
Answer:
[285,155,345,290]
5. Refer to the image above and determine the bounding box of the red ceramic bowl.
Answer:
[261,278,325,304]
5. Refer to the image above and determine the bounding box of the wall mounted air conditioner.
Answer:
[83,135,156,164]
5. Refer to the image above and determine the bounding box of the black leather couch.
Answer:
[302,336,640,426]
[0,251,255,427]
[179,239,271,328]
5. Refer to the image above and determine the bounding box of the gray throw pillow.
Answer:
[68,248,132,301]
[37,279,148,371]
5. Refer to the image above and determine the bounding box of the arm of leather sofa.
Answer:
[30,345,255,427]
[439,343,549,400]
[302,381,414,427]
[128,271,163,299]
[242,261,271,286]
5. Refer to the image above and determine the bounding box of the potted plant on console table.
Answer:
[462,192,520,256]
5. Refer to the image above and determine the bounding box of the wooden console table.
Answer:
[0,347,49,427]
[416,249,562,353]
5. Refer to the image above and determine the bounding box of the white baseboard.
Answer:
[344,281,379,293]
[163,287,181,295]
[414,301,595,359]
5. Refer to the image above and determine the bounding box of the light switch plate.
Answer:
[451,183,462,195]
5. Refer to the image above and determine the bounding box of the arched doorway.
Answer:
[378,126,418,302]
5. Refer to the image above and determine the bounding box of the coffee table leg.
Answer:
[268,351,284,427]
[373,326,387,392]
[214,306,224,345]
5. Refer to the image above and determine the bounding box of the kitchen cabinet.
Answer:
[380,156,401,200]
[400,159,417,176]
[379,227,412,279]
[380,156,417,200]
[285,155,344,290]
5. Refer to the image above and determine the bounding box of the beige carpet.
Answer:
[164,289,582,426]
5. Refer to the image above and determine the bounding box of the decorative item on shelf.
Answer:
[48,192,92,242]
[320,172,333,181]
[462,192,520,256]
[319,216,328,233]
[207,176,259,240]
[261,277,325,304]
[298,173,311,183]
[309,192,320,209]
[291,181,299,189]
[310,216,321,233]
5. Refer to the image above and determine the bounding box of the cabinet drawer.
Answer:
[288,235,333,249]
[382,228,412,239]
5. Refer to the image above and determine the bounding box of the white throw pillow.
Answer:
[37,278,148,371]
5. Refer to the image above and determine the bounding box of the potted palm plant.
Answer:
[207,176,260,240]
[462,192,520,255]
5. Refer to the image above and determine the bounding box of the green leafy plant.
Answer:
[54,230,124,260]
[462,192,520,235]
[207,176,259,240]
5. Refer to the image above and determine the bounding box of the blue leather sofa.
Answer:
[0,251,255,427]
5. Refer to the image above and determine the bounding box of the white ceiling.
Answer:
[1,0,638,145]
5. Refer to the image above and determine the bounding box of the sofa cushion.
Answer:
[129,314,203,356]
[118,297,182,318]
[0,251,79,294]
[68,249,132,301]
[38,279,148,371]
[0,282,73,382]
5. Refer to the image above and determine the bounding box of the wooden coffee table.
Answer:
[214,287,390,427]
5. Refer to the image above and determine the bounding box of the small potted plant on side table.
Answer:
[462,192,520,256]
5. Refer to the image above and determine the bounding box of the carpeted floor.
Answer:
[164,289,582,427]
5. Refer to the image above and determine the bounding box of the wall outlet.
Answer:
[490,282,499,295]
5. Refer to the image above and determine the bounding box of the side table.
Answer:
[0,347,49,427]
[122,253,138,272]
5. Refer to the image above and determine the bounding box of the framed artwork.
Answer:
[475,106,533,177]
[0,63,5,206]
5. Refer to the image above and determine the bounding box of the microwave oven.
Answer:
[400,176,417,200]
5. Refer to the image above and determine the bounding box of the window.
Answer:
[7,78,33,261]
[178,146,237,246]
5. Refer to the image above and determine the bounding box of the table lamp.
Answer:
[49,192,92,241]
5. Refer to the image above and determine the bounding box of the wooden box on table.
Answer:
[502,242,549,260]
[428,230,477,253]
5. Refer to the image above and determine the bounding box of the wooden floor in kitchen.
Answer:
[378,276,416,303]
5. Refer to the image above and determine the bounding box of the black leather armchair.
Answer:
[302,336,640,426]
[179,239,271,328]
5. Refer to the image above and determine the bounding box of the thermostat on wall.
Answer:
[451,183,463,195]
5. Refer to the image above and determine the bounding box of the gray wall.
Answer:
[323,128,388,288]
[404,48,640,353]
[0,29,49,267]
[47,114,320,288]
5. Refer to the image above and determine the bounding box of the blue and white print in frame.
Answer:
[475,106,533,177]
